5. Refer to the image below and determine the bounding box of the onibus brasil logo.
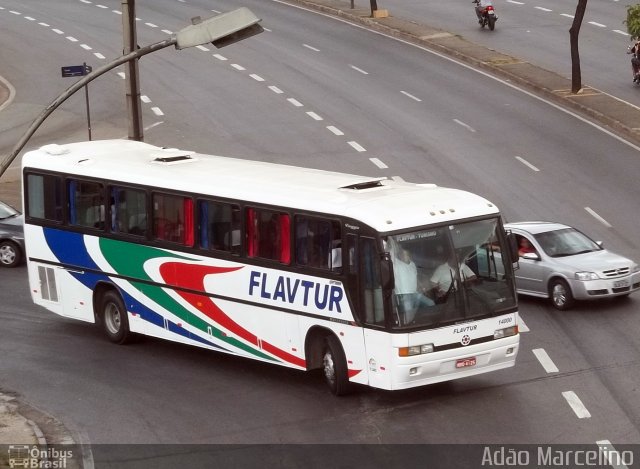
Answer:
[7,445,73,468]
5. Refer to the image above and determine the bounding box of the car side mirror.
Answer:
[596,240,604,248]
[522,252,540,261]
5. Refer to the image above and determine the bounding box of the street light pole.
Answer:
[122,0,144,141]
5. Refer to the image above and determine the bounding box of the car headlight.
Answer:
[632,264,640,273]
[399,344,434,356]
[575,271,599,281]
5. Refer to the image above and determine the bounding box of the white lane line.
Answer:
[348,141,366,152]
[306,111,323,121]
[392,176,405,182]
[9,10,20,15]
[560,13,574,19]
[66,36,78,42]
[585,207,612,228]
[596,440,630,469]
[263,27,273,32]
[518,317,530,332]
[161,29,172,34]
[213,54,227,61]
[80,44,92,50]
[96,4,108,9]
[303,43,320,52]
[38,22,50,27]
[535,6,552,12]
[532,348,559,373]
[144,121,164,131]
[52,28,64,34]
[370,158,388,169]
[113,10,122,15]
[613,29,630,36]
[287,98,303,107]
[327,126,344,136]
[268,85,284,94]
[94,52,106,59]
[231,64,245,71]
[151,107,164,116]
[79,0,91,3]
[349,64,369,75]
[507,0,524,4]
[196,45,210,52]
[589,21,606,28]
[250,74,265,82]
[453,119,476,132]
[24,16,35,21]
[400,90,422,102]
[144,22,158,28]
[140,95,151,103]
[562,391,591,419]
[515,156,540,172]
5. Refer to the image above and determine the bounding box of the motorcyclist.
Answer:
[473,0,493,24]
[627,39,640,83]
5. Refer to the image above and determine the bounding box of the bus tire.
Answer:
[323,335,350,396]
[100,290,132,344]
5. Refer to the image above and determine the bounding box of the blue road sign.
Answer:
[61,64,92,77]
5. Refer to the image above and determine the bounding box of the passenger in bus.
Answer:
[430,246,477,300]
[393,248,435,324]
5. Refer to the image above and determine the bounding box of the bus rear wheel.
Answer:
[323,335,350,396]
[100,290,132,344]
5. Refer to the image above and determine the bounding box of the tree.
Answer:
[625,4,640,39]
[569,0,588,93]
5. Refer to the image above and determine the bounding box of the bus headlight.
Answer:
[575,271,598,281]
[494,325,518,339]
[399,343,434,356]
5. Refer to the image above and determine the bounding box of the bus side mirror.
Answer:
[506,231,518,264]
[379,252,395,292]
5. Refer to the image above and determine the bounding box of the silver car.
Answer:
[0,200,25,268]
[505,222,640,310]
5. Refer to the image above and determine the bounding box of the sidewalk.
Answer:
[1,0,640,454]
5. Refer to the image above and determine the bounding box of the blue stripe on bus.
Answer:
[42,227,225,351]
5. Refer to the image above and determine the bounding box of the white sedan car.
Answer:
[505,222,640,310]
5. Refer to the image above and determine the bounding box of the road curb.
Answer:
[286,0,640,146]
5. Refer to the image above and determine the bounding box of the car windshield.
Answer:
[534,228,601,258]
[386,217,517,330]
[0,202,19,220]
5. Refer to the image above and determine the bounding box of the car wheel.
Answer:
[0,240,22,268]
[549,278,574,310]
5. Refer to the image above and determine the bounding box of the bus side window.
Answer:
[152,192,194,246]
[246,208,290,264]
[110,186,147,237]
[68,179,105,229]
[295,216,341,272]
[198,200,240,254]
[26,173,63,222]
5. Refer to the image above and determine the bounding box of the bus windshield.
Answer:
[386,217,516,329]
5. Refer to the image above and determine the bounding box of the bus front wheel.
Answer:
[323,335,350,396]
[100,290,132,344]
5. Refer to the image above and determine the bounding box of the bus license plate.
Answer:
[456,357,477,368]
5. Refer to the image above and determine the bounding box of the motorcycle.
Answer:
[473,0,497,31]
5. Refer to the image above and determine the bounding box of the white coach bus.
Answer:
[22,139,520,394]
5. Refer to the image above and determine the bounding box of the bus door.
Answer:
[355,236,393,389]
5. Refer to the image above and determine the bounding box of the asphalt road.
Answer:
[1,0,639,448]
[379,0,640,104]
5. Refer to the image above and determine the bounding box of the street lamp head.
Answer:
[175,7,263,50]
